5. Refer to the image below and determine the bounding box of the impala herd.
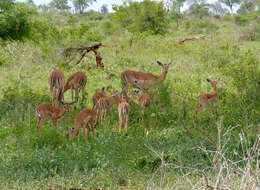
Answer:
[35,60,219,141]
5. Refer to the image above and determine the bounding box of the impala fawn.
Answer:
[129,90,153,120]
[48,69,65,107]
[118,93,130,135]
[121,61,171,93]
[35,101,75,135]
[64,71,87,109]
[96,91,121,124]
[67,108,96,141]
[196,79,219,118]
[92,87,107,109]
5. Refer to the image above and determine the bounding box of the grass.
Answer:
[0,12,259,189]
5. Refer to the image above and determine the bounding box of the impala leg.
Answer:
[118,112,122,133]
[124,114,129,136]
[37,117,47,136]
[141,109,144,121]
[91,119,95,136]
[211,103,216,119]
[51,118,58,128]
[75,88,79,109]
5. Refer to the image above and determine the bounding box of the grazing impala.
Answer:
[92,87,107,109]
[196,79,219,118]
[64,71,87,109]
[67,108,96,141]
[96,92,121,123]
[35,101,75,135]
[48,69,65,107]
[118,93,130,135]
[121,61,171,93]
[129,90,153,120]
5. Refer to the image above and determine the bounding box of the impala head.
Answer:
[60,101,76,112]
[157,61,172,73]
[129,90,139,98]
[206,78,219,88]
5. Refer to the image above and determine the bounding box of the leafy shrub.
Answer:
[112,0,168,35]
[0,3,37,41]
[234,15,249,25]
[184,19,219,34]
[101,21,120,35]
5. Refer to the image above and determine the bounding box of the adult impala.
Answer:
[118,93,130,135]
[35,101,75,135]
[48,69,65,107]
[64,71,87,109]
[121,61,171,93]
[196,79,219,118]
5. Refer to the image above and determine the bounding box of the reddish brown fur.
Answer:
[121,61,171,93]
[129,91,152,120]
[48,70,65,107]
[35,102,74,135]
[118,94,130,135]
[196,79,219,118]
[64,72,87,109]
[67,109,96,141]
[92,87,107,109]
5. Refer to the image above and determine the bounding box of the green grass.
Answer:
[0,12,259,189]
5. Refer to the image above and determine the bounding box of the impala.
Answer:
[64,71,87,109]
[35,101,75,135]
[96,91,121,123]
[196,79,219,118]
[118,93,130,135]
[48,69,65,107]
[92,87,107,109]
[129,90,153,120]
[121,61,171,93]
[67,108,96,141]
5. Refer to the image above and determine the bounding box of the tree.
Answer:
[72,0,96,14]
[209,1,229,16]
[219,0,241,15]
[0,0,15,12]
[237,0,255,14]
[100,4,108,15]
[49,0,70,11]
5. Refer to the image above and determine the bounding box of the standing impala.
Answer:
[118,93,130,135]
[35,101,75,135]
[121,61,171,93]
[196,79,219,118]
[129,90,153,120]
[96,91,121,123]
[67,108,97,141]
[64,71,87,109]
[92,87,107,109]
[48,69,65,107]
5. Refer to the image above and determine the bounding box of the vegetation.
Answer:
[0,0,259,189]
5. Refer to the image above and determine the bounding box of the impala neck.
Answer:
[58,108,67,117]
[64,83,70,92]
[158,69,168,82]
[213,85,217,93]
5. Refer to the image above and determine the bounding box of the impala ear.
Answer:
[206,79,211,82]
[157,61,163,66]
[101,87,105,92]
[168,62,172,65]
[60,101,65,105]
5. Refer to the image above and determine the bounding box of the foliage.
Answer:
[234,14,249,25]
[112,0,168,35]
[219,0,241,14]
[237,0,256,14]
[0,3,37,41]
[72,0,96,14]
[184,19,219,34]
[49,0,70,11]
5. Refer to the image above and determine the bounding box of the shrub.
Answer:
[184,19,219,34]
[0,3,37,41]
[234,15,249,25]
[112,0,168,35]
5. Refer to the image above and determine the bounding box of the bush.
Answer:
[112,0,168,35]
[234,15,249,25]
[184,19,219,34]
[0,3,37,41]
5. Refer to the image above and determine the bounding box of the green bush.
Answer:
[184,19,219,34]
[0,3,37,41]
[234,15,249,25]
[112,0,168,35]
